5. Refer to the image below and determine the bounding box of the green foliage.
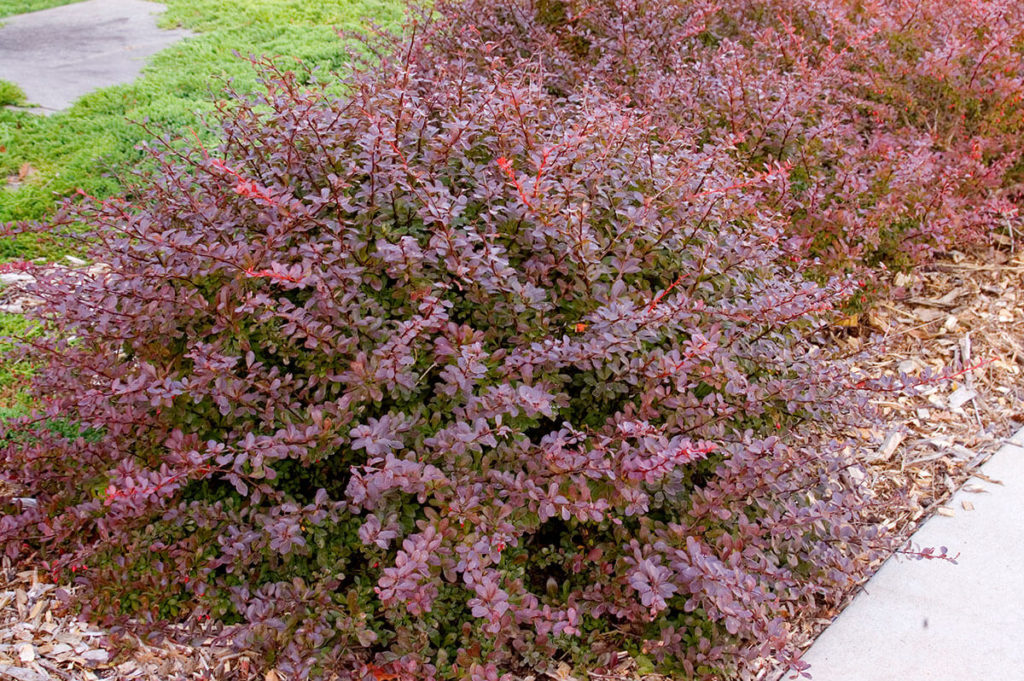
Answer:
[0,312,35,409]
[0,0,82,18]
[0,80,26,107]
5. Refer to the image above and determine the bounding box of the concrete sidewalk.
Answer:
[0,0,190,113]
[798,427,1024,680]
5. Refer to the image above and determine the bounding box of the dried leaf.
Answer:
[835,313,860,328]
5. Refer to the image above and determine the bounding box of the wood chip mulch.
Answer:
[763,244,1024,679]
[0,559,253,681]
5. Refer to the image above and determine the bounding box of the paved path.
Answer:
[0,0,190,114]
[798,427,1024,680]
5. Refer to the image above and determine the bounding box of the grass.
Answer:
[0,312,36,411]
[0,80,26,107]
[0,0,405,408]
[0,0,82,18]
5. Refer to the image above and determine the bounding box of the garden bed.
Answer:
[1,0,1022,678]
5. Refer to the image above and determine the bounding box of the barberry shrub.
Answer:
[434,0,1024,269]
[2,25,888,680]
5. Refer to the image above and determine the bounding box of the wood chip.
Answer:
[27,600,45,623]
[872,431,905,463]
[915,307,945,322]
[80,648,109,666]
[15,643,34,664]
[0,666,51,681]
[14,590,27,619]
[973,472,1004,485]
[948,386,978,410]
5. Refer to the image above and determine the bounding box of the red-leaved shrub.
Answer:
[434,0,1024,269]
[0,12,912,681]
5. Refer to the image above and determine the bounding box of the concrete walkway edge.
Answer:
[797,426,1024,681]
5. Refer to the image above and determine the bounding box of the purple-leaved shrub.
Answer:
[433,0,1024,270]
[0,18,896,681]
